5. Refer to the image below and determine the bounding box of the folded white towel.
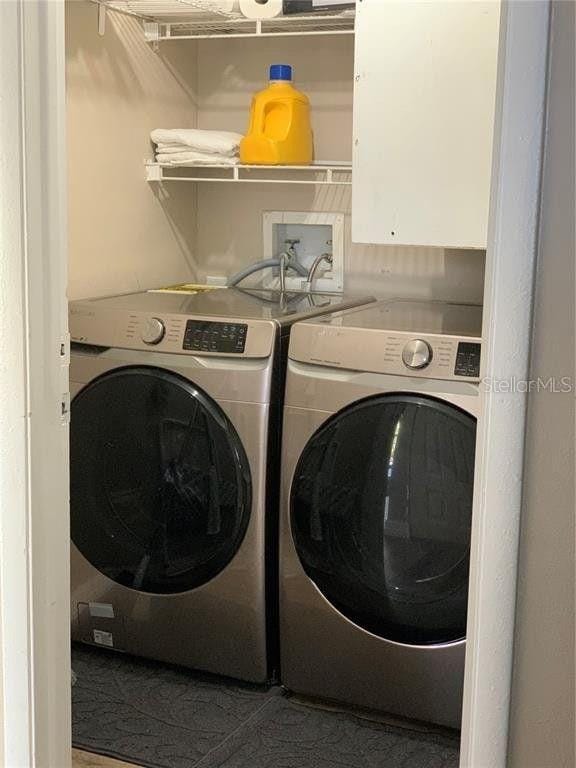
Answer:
[156,150,239,166]
[154,143,240,158]
[154,144,193,154]
[151,129,243,157]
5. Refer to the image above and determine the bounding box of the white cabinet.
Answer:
[352,0,500,248]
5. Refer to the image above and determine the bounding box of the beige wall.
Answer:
[195,36,485,301]
[66,3,485,302]
[66,0,198,299]
[66,4,487,302]
[508,2,575,766]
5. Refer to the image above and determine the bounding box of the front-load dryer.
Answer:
[69,288,372,684]
[279,299,482,725]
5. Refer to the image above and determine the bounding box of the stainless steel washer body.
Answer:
[280,299,482,725]
[69,288,372,683]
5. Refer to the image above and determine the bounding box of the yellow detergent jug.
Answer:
[240,64,313,165]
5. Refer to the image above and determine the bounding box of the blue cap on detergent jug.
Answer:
[269,64,292,81]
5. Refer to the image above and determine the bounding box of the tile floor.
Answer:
[72,749,141,767]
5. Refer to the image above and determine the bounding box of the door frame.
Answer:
[460,2,550,765]
[0,1,70,766]
[0,1,550,766]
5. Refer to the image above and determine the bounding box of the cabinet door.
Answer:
[352,0,500,248]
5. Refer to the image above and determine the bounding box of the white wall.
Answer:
[508,2,575,765]
[195,36,485,301]
[66,0,198,299]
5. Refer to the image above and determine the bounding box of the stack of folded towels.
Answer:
[151,128,244,167]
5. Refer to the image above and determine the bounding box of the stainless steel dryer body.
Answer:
[280,300,482,725]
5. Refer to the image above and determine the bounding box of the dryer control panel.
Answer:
[290,327,483,382]
[454,342,481,378]
[288,299,483,382]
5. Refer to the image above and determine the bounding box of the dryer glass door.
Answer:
[71,366,252,594]
[290,394,476,645]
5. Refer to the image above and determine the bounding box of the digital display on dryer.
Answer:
[183,320,247,354]
[454,342,481,377]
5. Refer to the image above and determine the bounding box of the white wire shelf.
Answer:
[145,161,352,185]
[93,1,355,40]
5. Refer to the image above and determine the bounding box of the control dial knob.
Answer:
[141,317,165,345]
[402,338,432,370]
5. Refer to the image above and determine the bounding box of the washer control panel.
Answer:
[183,320,248,354]
[454,342,482,378]
[70,306,275,358]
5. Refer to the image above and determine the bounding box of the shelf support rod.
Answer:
[143,22,161,42]
[97,3,106,36]
[145,162,163,182]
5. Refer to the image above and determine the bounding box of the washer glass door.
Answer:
[290,394,476,645]
[71,366,252,595]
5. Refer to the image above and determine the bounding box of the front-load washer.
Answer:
[69,288,373,684]
[279,299,482,726]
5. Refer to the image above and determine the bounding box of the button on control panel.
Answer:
[183,320,248,354]
[454,342,481,377]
